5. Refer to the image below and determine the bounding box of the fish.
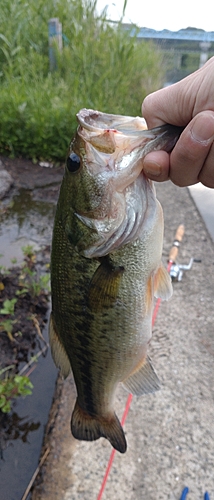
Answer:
[49,109,183,453]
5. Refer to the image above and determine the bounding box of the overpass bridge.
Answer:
[133,27,214,43]
[122,26,214,80]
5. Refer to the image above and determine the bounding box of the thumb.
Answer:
[142,77,198,129]
[170,110,214,187]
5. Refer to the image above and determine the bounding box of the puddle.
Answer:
[0,187,58,500]
[0,189,55,268]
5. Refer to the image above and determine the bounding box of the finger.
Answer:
[142,91,168,128]
[198,141,214,188]
[142,80,195,129]
[169,111,214,187]
[142,151,170,182]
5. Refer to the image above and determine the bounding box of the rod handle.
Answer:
[169,224,185,262]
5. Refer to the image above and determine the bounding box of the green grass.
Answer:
[0,0,164,161]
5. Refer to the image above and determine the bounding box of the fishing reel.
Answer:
[170,257,194,281]
[168,225,200,282]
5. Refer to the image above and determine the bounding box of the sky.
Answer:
[96,0,214,32]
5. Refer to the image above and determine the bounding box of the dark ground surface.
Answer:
[0,253,49,368]
[0,154,63,200]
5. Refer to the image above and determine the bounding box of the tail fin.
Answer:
[71,400,127,454]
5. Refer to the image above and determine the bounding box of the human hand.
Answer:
[141,57,214,188]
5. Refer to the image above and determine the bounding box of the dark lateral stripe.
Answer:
[71,307,98,415]
[75,351,97,416]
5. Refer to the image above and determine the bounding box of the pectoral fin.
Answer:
[88,260,124,311]
[122,356,160,395]
[49,313,71,378]
[154,262,173,300]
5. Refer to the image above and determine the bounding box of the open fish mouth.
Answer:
[76,108,184,158]
[76,108,148,134]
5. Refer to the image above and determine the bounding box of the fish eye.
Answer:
[66,152,81,173]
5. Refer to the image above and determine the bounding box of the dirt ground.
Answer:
[0,250,50,364]
[0,154,63,201]
[28,179,214,500]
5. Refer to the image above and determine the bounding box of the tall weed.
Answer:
[0,0,164,161]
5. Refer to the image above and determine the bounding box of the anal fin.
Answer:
[49,312,71,378]
[122,356,160,395]
[71,400,127,454]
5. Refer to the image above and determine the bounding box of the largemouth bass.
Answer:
[50,109,183,453]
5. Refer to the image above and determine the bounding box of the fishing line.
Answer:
[96,225,184,500]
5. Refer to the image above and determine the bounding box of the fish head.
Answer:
[63,109,183,257]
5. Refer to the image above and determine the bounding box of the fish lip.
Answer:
[76,109,100,131]
[76,108,147,134]
[76,108,113,132]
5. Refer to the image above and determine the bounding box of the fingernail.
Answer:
[143,160,162,177]
[191,115,214,143]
